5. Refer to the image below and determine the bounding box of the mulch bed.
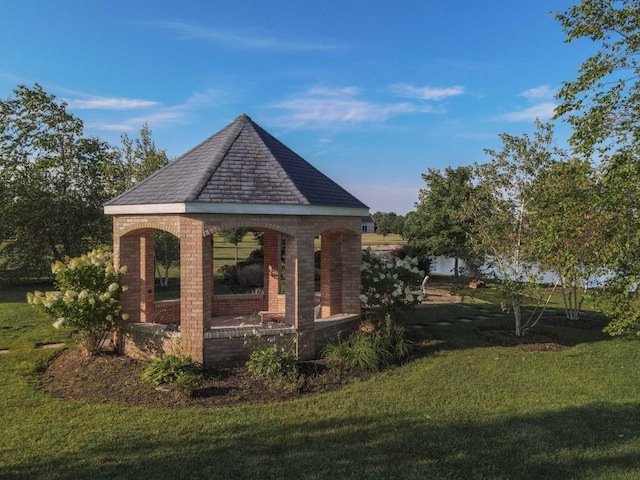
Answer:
[39,348,363,408]
[39,311,603,407]
[474,329,572,352]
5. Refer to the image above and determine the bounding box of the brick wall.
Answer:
[120,324,180,360]
[203,332,298,366]
[154,299,180,324]
[212,294,263,316]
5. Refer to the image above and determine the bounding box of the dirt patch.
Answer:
[543,313,609,331]
[40,347,366,408]
[475,329,572,352]
[35,342,66,349]
[422,288,463,305]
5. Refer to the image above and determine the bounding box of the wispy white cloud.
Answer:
[501,102,557,122]
[146,21,342,51]
[271,86,432,128]
[308,86,360,97]
[66,96,159,110]
[91,88,224,132]
[519,85,556,99]
[390,84,465,101]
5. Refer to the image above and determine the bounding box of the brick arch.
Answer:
[314,219,361,237]
[116,216,181,239]
[318,226,360,236]
[202,217,297,237]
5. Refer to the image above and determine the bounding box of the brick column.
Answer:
[117,233,142,323]
[115,228,156,324]
[179,217,211,365]
[320,233,343,317]
[285,232,315,360]
[139,230,155,322]
[262,230,281,311]
[341,234,362,314]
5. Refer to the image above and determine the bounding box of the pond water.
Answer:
[429,256,609,286]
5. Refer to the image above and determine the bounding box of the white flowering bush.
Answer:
[360,250,425,318]
[27,248,128,356]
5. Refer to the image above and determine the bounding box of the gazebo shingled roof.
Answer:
[105,113,368,215]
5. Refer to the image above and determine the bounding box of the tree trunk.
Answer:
[162,266,170,287]
[513,296,523,336]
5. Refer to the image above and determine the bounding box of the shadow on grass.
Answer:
[403,303,610,355]
[3,402,639,480]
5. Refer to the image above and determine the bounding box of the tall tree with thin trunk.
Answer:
[220,228,249,264]
[529,157,606,321]
[469,121,555,336]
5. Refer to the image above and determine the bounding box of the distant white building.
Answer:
[362,215,375,233]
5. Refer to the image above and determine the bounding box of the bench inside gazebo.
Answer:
[104,114,369,367]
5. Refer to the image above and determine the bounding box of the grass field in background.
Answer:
[2,278,640,479]
[361,233,406,246]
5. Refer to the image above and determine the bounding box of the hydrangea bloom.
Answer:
[361,249,424,318]
[27,248,128,356]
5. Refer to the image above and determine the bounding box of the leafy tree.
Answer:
[405,166,475,277]
[118,123,169,191]
[220,228,249,264]
[556,0,640,158]
[155,231,180,287]
[530,157,606,321]
[0,84,118,276]
[371,211,396,237]
[592,155,640,336]
[556,1,640,335]
[469,121,556,336]
[391,214,406,235]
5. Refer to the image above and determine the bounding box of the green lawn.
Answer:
[2,282,640,479]
[361,233,407,246]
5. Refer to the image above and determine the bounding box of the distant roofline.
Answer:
[104,202,369,217]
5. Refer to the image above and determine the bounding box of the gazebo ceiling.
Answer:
[104,114,369,216]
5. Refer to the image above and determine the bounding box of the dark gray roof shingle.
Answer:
[106,114,368,210]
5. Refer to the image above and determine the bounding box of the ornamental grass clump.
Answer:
[246,344,299,381]
[142,354,202,397]
[322,315,411,372]
[360,250,425,319]
[27,248,128,356]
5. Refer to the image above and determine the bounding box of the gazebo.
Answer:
[104,114,369,367]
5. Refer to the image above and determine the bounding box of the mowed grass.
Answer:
[2,283,640,478]
[361,233,406,246]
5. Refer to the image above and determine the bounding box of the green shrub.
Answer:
[246,345,298,380]
[142,354,202,386]
[322,315,411,372]
[27,248,127,356]
[172,371,202,398]
[361,250,425,319]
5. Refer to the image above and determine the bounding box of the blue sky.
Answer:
[1,0,595,214]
